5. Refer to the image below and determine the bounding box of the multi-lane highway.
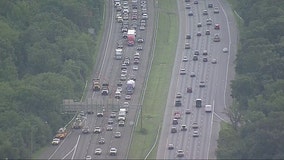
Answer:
[39,0,157,159]
[156,0,237,159]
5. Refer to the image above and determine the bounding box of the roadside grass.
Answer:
[128,0,178,159]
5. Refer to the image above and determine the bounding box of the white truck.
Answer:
[118,108,127,121]
[115,48,123,60]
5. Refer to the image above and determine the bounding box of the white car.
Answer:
[132,65,139,71]
[182,56,188,62]
[114,131,121,138]
[51,138,60,145]
[223,47,229,53]
[109,147,117,156]
[95,148,102,155]
[193,130,199,137]
[94,127,101,134]
[205,105,212,112]
[85,155,92,160]
[211,58,217,64]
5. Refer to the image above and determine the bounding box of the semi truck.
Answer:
[127,29,136,46]
[115,48,123,60]
[92,78,100,91]
[126,79,135,95]
[101,83,109,95]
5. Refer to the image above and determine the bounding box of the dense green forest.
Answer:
[0,0,104,158]
[217,0,284,159]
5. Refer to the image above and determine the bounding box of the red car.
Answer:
[214,24,220,30]
[174,112,181,119]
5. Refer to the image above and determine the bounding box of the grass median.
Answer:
[128,0,178,159]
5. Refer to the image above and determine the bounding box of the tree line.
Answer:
[0,0,104,158]
[216,0,284,159]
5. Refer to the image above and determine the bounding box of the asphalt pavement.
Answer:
[156,0,237,159]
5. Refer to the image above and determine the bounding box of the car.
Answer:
[118,120,125,127]
[51,138,60,145]
[185,3,191,9]
[95,148,102,155]
[193,130,199,137]
[82,126,90,134]
[203,57,208,62]
[124,57,130,65]
[205,105,212,112]
[223,47,229,53]
[182,56,188,62]
[185,43,190,49]
[208,3,213,8]
[137,45,143,50]
[186,34,191,39]
[185,0,190,2]
[190,72,195,77]
[123,101,129,108]
[188,11,193,16]
[109,112,116,118]
[85,155,92,160]
[181,125,187,131]
[197,31,202,36]
[106,125,113,131]
[175,100,182,106]
[214,23,220,30]
[205,30,210,35]
[176,92,182,98]
[185,109,191,114]
[213,34,220,42]
[125,95,131,100]
[142,13,148,19]
[197,22,202,27]
[97,112,104,117]
[172,118,178,125]
[180,68,186,75]
[203,50,208,55]
[193,55,198,61]
[171,127,177,133]
[87,110,94,114]
[108,118,114,124]
[206,18,212,25]
[94,127,101,133]
[211,58,217,64]
[174,112,181,119]
[132,65,139,71]
[131,14,138,20]
[194,50,199,55]
[109,147,117,156]
[139,25,146,31]
[203,10,208,15]
[168,143,174,150]
[214,7,220,13]
[192,122,199,129]
[176,150,185,157]
[114,131,121,138]
[98,137,105,144]
[133,59,139,64]
[137,37,144,43]
[187,87,192,93]
[194,0,198,4]
[199,81,205,87]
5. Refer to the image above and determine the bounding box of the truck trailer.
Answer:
[127,29,136,46]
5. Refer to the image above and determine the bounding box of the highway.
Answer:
[39,0,157,159]
[156,0,237,159]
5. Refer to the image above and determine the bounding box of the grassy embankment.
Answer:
[128,0,178,159]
